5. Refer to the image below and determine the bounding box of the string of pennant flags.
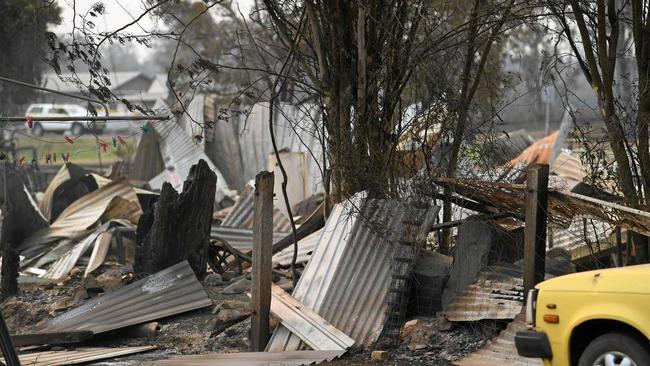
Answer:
[0,118,156,166]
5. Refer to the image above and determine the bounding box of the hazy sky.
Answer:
[53,0,255,61]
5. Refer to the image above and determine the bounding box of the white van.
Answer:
[25,104,105,136]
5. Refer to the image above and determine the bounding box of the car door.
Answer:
[43,107,71,131]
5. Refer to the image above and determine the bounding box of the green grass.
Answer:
[14,132,137,166]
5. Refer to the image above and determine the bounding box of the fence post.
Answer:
[523,164,549,297]
[251,171,274,351]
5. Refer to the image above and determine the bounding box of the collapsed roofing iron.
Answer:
[38,261,212,334]
[19,178,142,261]
[211,226,288,252]
[434,177,650,236]
[272,228,321,267]
[0,346,156,366]
[268,195,438,351]
[38,220,133,280]
[147,99,234,205]
[444,270,524,322]
[550,219,616,261]
[221,182,292,231]
[150,350,345,365]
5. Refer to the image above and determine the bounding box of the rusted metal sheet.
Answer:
[0,346,156,366]
[20,178,142,258]
[38,261,212,334]
[272,228,321,267]
[444,271,524,322]
[268,196,438,351]
[508,131,558,168]
[434,177,650,236]
[148,102,234,204]
[455,316,542,366]
[150,350,345,365]
[211,226,289,251]
[267,284,355,351]
[222,182,292,231]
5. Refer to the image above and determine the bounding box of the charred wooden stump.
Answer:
[135,159,216,280]
[0,165,48,300]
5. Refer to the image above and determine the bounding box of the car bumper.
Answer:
[515,330,553,359]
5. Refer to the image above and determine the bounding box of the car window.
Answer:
[50,108,69,115]
[28,107,43,114]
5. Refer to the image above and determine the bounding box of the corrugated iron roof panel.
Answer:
[444,271,523,322]
[148,100,234,203]
[221,183,292,231]
[38,261,212,334]
[150,350,345,365]
[1,346,156,366]
[550,219,616,260]
[272,228,321,267]
[19,178,142,259]
[211,226,289,251]
[268,196,438,350]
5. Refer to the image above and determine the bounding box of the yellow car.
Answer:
[515,265,650,366]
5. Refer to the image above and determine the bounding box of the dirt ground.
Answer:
[2,268,500,365]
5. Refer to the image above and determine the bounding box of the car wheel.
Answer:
[578,332,650,366]
[71,122,84,136]
[32,123,44,137]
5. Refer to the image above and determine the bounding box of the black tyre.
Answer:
[578,332,650,366]
[32,122,44,137]
[71,122,84,136]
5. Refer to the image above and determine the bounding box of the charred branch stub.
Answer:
[135,159,216,280]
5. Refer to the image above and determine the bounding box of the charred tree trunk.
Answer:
[1,166,47,300]
[135,159,216,280]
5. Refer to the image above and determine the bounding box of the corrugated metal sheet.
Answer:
[148,99,234,204]
[444,271,524,322]
[39,164,71,221]
[455,316,542,366]
[268,195,437,351]
[205,101,324,196]
[38,261,212,334]
[268,284,355,351]
[550,219,615,261]
[272,228,321,267]
[211,226,289,251]
[222,182,292,231]
[40,221,127,280]
[40,224,104,280]
[20,178,142,259]
[151,350,345,365]
[1,346,156,366]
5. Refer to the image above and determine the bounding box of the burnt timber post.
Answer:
[251,171,274,352]
[134,159,216,279]
[523,164,549,296]
[0,310,20,366]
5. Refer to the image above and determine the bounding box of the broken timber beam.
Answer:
[11,331,93,347]
[251,171,274,352]
[0,310,19,366]
[523,164,549,296]
[272,202,325,254]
